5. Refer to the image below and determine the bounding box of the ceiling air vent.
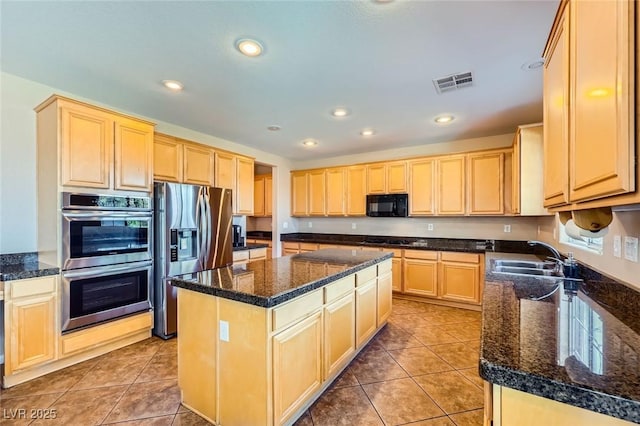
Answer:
[432,71,473,94]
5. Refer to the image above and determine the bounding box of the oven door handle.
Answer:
[62,211,152,219]
[62,260,153,279]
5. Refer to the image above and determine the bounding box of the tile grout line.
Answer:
[99,344,164,425]
[24,359,98,426]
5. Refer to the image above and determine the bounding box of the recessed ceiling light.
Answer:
[331,107,350,118]
[360,129,376,137]
[162,80,184,91]
[521,58,545,71]
[434,115,455,124]
[302,139,318,147]
[236,38,264,57]
[267,125,281,131]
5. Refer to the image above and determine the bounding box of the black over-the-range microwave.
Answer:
[366,193,409,217]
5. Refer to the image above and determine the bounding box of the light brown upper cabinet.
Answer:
[215,151,236,191]
[37,96,154,192]
[290,169,326,217]
[153,134,183,182]
[467,150,505,215]
[436,155,466,215]
[254,174,272,217]
[366,161,407,194]
[569,0,634,202]
[183,143,215,186]
[512,124,548,215]
[543,0,636,209]
[346,166,367,216]
[408,158,435,215]
[235,155,254,215]
[308,169,326,216]
[153,133,215,185]
[215,152,255,215]
[543,4,569,208]
[326,168,346,216]
[291,171,309,216]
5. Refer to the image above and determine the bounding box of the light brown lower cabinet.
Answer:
[273,311,323,425]
[355,280,378,348]
[3,275,152,388]
[400,249,484,306]
[4,276,58,375]
[403,254,439,297]
[439,252,481,304]
[377,270,393,326]
[323,292,356,380]
[277,242,483,307]
[177,260,392,426]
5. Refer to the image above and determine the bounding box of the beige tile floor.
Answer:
[0,298,483,426]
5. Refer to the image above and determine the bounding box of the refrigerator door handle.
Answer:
[202,187,210,266]
[196,187,207,270]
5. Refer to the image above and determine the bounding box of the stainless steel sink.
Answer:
[491,259,563,279]
[492,259,556,270]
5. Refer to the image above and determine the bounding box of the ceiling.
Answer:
[1,1,559,161]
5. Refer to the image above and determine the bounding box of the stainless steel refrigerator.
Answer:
[153,182,233,339]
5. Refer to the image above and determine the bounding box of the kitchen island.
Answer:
[480,253,640,425]
[170,248,393,426]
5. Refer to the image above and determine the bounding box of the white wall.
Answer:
[537,211,640,290]
[292,133,515,170]
[0,72,295,255]
[294,216,540,241]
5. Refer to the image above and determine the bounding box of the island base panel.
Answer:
[490,384,635,426]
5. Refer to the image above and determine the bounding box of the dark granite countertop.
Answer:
[171,248,392,308]
[0,252,60,281]
[480,252,640,423]
[246,231,272,239]
[280,232,492,252]
[233,243,269,252]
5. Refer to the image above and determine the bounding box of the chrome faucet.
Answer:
[527,240,562,261]
[527,240,580,279]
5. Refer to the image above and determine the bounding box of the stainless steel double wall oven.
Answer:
[60,193,153,332]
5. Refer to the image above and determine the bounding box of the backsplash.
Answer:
[537,210,640,290]
[247,216,272,232]
[291,216,542,241]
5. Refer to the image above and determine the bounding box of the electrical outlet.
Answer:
[624,236,638,262]
[352,223,357,230]
[283,221,288,229]
[613,235,622,258]
[537,225,541,236]
[503,225,511,233]
[308,221,313,228]
[427,223,434,231]
[220,320,230,342]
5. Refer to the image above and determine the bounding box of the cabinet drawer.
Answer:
[386,248,403,257]
[10,276,57,298]
[299,243,319,251]
[60,311,152,356]
[440,252,480,264]
[356,266,377,286]
[272,290,323,332]
[249,248,267,259]
[233,250,249,262]
[378,259,392,275]
[282,242,299,250]
[403,250,438,260]
[324,275,355,304]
